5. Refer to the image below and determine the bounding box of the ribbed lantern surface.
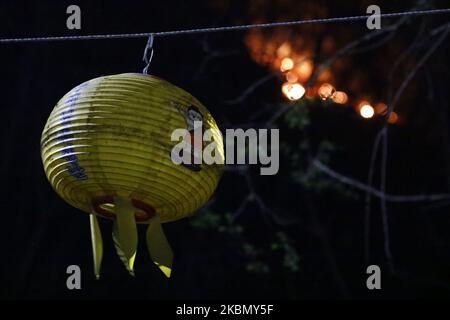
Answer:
[41,73,224,278]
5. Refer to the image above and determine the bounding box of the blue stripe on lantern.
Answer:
[58,82,89,180]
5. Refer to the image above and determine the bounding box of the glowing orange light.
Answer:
[282,82,290,96]
[276,42,291,58]
[318,83,336,100]
[375,103,388,115]
[305,86,318,98]
[360,104,374,118]
[296,59,313,82]
[388,111,398,124]
[356,100,370,110]
[282,82,305,101]
[286,71,299,83]
[331,91,348,104]
[280,57,294,72]
[317,69,332,82]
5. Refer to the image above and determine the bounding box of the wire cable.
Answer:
[1,8,450,43]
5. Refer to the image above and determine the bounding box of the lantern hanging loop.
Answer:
[142,34,154,74]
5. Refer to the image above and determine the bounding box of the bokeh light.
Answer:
[318,83,336,100]
[280,57,294,72]
[331,91,348,104]
[296,59,313,82]
[286,71,299,83]
[276,42,291,58]
[375,103,388,115]
[360,104,374,118]
[282,82,305,101]
[388,111,398,124]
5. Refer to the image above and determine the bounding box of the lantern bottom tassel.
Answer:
[89,213,103,280]
[112,197,138,277]
[146,216,173,278]
[89,197,173,278]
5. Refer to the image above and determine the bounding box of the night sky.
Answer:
[1,0,450,300]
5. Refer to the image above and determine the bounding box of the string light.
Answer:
[388,111,398,124]
[286,71,299,83]
[360,104,374,118]
[375,102,388,115]
[296,59,313,82]
[276,42,291,58]
[318,83,335,100]
[282,83,305,101]
[280,57,294,72]
[331,91,348,104]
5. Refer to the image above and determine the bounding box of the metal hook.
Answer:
[142,34,154,75]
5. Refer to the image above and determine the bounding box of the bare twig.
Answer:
[364,128,384,264]
[194,35,238,80]
[307,24,400,87]
[224,73,276,105]
[266,104,291,126]
[387,24,450,115]
[380,23,450,273]
[379,129,394,273]
[313,159,450,203]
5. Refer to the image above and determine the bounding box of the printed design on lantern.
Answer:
[171,102,205,172]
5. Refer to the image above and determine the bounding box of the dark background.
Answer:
[1,0,450,300]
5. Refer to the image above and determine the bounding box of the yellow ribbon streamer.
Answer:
[89,213,103,279]
[112,197,138,276]
[147,216,173,278]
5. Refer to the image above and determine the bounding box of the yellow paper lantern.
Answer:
[41,73,224,278]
